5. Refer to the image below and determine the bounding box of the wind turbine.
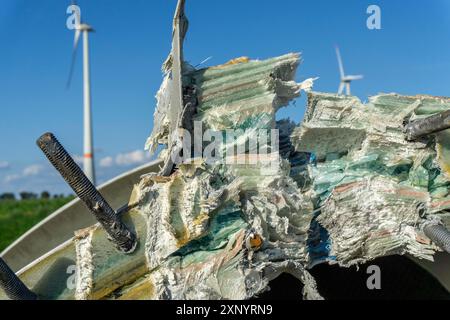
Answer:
[335,46,363,96]
[67,3,96,185]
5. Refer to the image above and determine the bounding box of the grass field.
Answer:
[0,197,74,252]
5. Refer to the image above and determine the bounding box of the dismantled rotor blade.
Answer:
[405,109,450,141]
[36,133,137,253]
[0,257,37,300]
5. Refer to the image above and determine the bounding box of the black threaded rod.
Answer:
[36,133,137,253]
[423,223,450,254]
[0,257,37,300]
[405,110,450,141]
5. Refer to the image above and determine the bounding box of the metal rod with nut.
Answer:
[36,132,137,253]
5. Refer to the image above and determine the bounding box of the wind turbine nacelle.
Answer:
[343,75,364,82]
[75,23,94,32]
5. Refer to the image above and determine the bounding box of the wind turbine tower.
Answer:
[335,46,363,96]
[68,14,96,185]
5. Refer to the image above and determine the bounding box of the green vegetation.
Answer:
[0,197,74,251]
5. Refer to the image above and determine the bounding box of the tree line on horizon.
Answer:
[0,191,72,201]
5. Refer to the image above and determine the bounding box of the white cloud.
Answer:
[0,149,152,194]
[2,163,46,184]
[23,164,44,177]
[2,163,47,186]
[4,174,20,183]
[0,161,10,169]
[115,150,149,166]
[98,150,151,169]
[99,156,114,168]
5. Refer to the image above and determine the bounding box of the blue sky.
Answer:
[0,0,450,195]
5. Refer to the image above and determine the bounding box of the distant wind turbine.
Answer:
[67,2,96,185]
[335,46,363,96]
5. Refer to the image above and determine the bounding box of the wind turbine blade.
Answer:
[66,30,81,89]
[195,56,212,68]
[346,75,364,81]
[71,0,80,14]
[73,28,81,48]
[338,82,345,95]
[335,46,345,79]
